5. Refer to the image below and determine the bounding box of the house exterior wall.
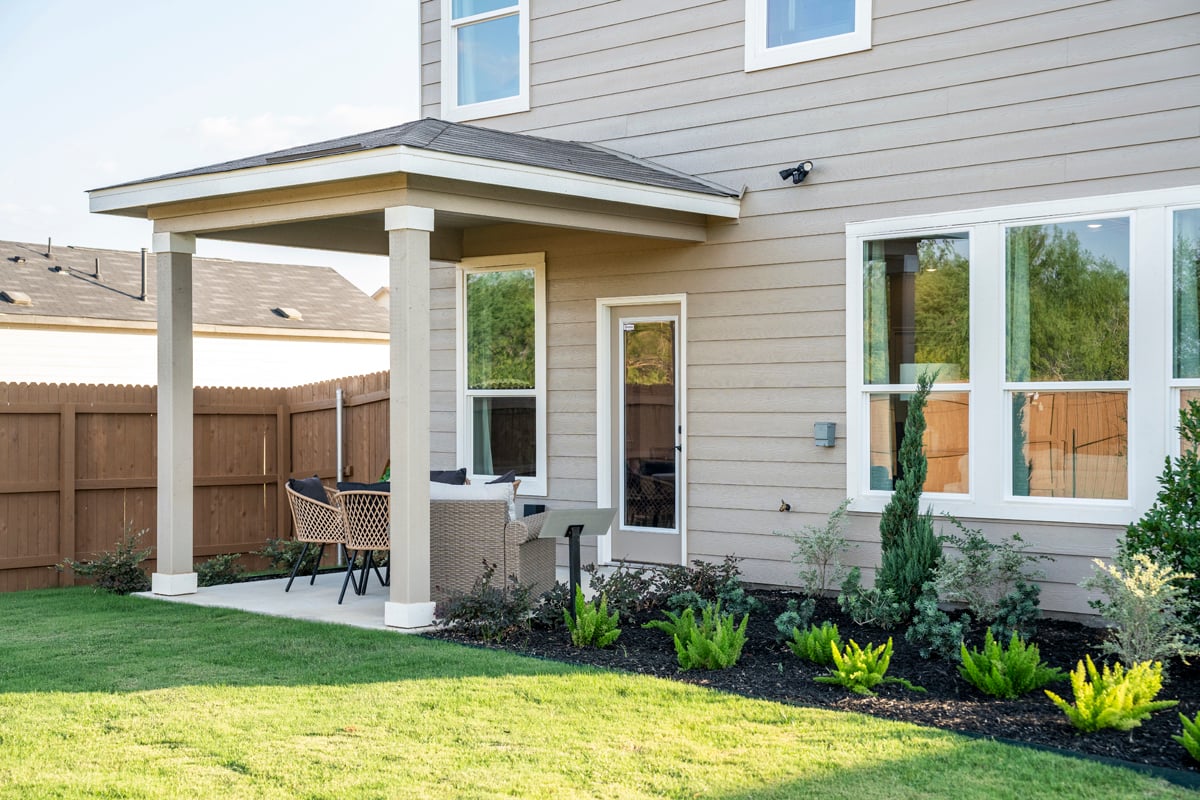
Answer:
[0,326,389,389]
[420,0,1200,613]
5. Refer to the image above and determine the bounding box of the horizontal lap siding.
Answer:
[421,0,1200,613]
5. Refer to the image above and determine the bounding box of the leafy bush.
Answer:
[989,582,1043,641]
[1122,400,1200,622]
[876,371,942,614]
[905,582,969,660]
[934,519,1047,639]
[814,638,925,696]
[1044,656,1178,732]
[256,537,321,574]
[584,562,662,618]
[837,567,906,629]
[773,597,816,640]
[61,525,151,594]
[775,497,856,597]
[1080,553,1199,670]
[530,580,572,630]
[564,586,621,648]
[195,553,244,587]
[645,603,749,671]
[1175,711,1200,764]
[435,560,536,642]
[787,621,842,665]
[958,629,1066,699]
[658,556,745,599]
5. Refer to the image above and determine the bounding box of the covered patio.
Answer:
[89,118,741,629]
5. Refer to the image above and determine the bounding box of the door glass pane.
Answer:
[867,392,969,494]
[863,234,970,385]
[623,321,675,529]
[767,0,855,47]
[1006,219,1130,382]
[1173,209,1200,378]
[1010,391,1127,499]
[472,396,535,476]
[466,269,534,389]
[457,14,519,105]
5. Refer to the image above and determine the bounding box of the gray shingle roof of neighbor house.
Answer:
[92,118,740,198]
[0,240,388,334]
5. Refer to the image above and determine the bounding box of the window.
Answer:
[1172,207,1200,454]
[847,185,1200,525]
[745,0,872,72]
[863,234,970,494]
[441,0,529,121]
[457,254,546,495]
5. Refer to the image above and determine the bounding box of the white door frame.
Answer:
[595,294,688,566]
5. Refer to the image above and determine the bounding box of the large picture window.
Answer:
[745,0,872,72]
[441,0,529,121]
[847,186,1200,525]
[458,254,546,495]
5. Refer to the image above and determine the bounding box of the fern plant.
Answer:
[1044,656,1178,732]
[787,621,842,665]
[645,603,748,670]
[1175,711,1200,764]
[564,586,621,648]
[814,638,926,696]
[958,629,1065,699]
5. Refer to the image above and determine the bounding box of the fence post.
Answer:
[276,403,290,539]
[58,403,76,587]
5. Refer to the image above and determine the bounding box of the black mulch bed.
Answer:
[425,591,1200,780]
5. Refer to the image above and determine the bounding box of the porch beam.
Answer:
[151,231,198,596]
[384,205,436,629]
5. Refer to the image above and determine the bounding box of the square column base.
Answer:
[152,572,198,596]
[385,601,437,630]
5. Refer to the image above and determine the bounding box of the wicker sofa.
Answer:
[429,499,555,601]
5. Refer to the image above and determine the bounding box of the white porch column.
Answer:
[384,206,436,628]
[151,232,197,595]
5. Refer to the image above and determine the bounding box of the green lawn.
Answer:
[0,588,1190,799]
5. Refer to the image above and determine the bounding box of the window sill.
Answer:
[850,492,1134,528]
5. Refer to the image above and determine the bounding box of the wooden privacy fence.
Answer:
[0,372,390,592]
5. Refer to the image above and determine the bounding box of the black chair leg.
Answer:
[285,542,311,592]
[338,550,360,604]
[369,552,386,591]
[309,544,326,585]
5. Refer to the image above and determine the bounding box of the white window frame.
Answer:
[456,253,547,496]
[441,0,530,122]
[745,0,872,72]
[847,185,1200,526]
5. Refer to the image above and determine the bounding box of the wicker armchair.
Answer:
[334,490,392,604]
[284,483,346,592]
[430,500,555,600]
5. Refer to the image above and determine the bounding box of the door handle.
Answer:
[675,444,682,452]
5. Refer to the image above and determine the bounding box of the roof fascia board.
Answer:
[89,145,742,221]
[0,315,387,340]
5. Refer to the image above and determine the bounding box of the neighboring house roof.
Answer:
[93,118,739,199]
[0,240,388,334]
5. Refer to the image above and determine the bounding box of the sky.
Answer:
[0,1,421,294]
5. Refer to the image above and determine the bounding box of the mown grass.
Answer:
[0,588,1190,799]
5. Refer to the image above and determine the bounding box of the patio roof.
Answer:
[89,118,742,250]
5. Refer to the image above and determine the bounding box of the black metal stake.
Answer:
[565,523,585,598]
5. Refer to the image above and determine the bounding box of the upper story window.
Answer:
[745,0,872,72]
[441,0,529,121]
[457,254,546,495]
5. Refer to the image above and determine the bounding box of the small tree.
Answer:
[876,371,942,614]
[775,498,856,597]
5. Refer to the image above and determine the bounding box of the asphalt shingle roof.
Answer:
[0,240,387,334]
[95,118,739,198]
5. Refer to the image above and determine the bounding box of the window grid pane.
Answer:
[452,0,515,19]
[868,391,969,494]
[1010,390,1127,500]
[456,14,520,106]
[1005,219,1130,383]
[767,0,855,47]
[1173,209,1200,378]
[466,268,534,389]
